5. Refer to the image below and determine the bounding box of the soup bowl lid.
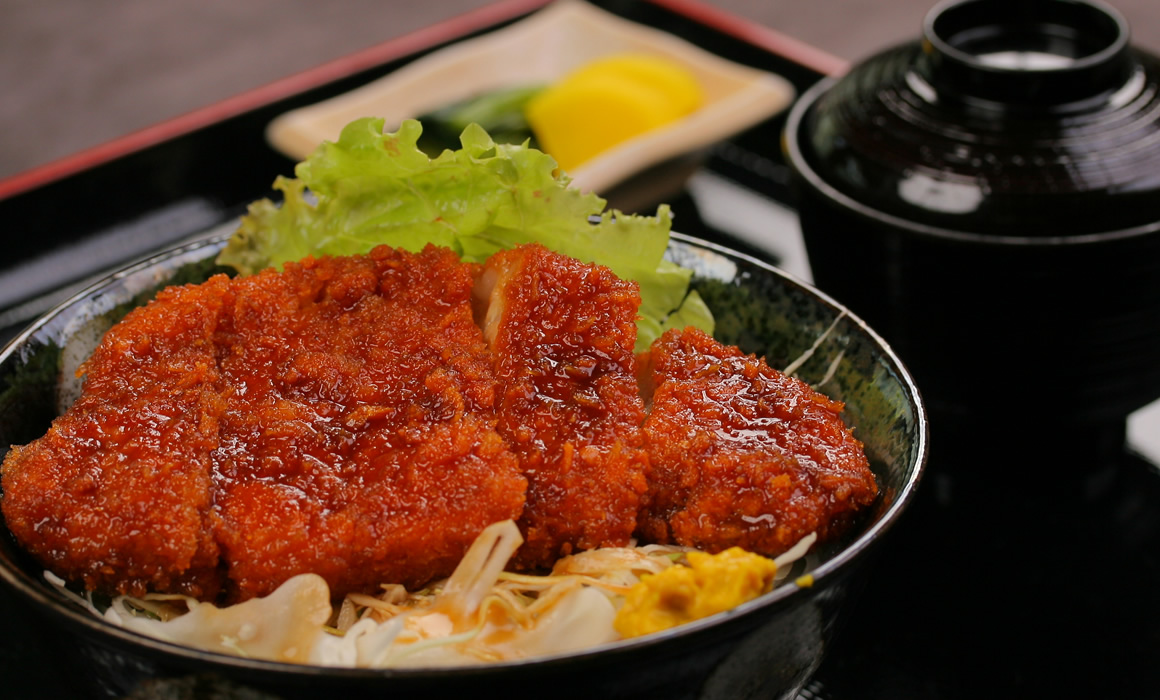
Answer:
[791,0,1160,239]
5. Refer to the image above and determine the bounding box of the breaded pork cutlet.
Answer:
[2,241,880,606]
[0,276,232,600]
[1,245,527,602]
[636,327,877,556]
[475,244,648,569]
[211,245,526,600]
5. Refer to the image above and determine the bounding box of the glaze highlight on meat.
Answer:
[637,327,877,555]
[0,243,876,606]
[479,244,649,568]
[1,245,528,601]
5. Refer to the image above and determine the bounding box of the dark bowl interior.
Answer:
[0,232,927,700]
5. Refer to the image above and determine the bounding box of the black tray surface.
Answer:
[1,2,1158,698]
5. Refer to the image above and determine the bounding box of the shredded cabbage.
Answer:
[51,522,816,667]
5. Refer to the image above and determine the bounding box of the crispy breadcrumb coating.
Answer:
[1,245,526,601]
[478,244,648,568]
[1,246,877,604]
[636,327,877,556]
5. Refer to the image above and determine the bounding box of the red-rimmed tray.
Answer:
[2,2,1158,699]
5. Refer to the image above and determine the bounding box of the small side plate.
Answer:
[265,0,795,194]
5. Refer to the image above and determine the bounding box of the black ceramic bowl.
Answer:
[784,0,1160,443]
[0,233,926,700]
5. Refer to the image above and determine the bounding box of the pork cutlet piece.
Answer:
[1,244,527,602]
[636,327,877,556]
[212,244,525,600]
[1,276,231,599]
[476,244,648,568]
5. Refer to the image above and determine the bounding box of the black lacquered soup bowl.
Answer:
[784,0,1160,439]
[0,232,927,700]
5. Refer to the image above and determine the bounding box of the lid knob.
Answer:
[921,0,1133,108]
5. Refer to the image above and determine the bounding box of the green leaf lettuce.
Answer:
[217,117,712,350]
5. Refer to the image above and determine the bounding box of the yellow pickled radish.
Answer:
[577,54,704,115]
[526,54,704,172]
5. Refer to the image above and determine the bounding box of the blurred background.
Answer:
[3,0,1160,181]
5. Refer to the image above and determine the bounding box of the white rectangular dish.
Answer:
[266,0,795,194]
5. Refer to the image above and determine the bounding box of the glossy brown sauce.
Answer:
[1,244,876,603]
[3,245,527,601]
[483,245,648,569]
[636,327,877,555]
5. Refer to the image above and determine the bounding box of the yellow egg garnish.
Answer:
[525,53,704,172]
[613,547,777,638]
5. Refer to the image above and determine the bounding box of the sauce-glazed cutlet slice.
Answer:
[1,277,231,599]
[211,244,526,601]
[476,244,648,568]
[1,244,526,603]
[637,327,877,556]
